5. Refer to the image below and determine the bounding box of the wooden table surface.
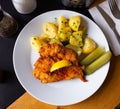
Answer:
[7,0,120,109]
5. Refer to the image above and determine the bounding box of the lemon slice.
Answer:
[50,60,72,72]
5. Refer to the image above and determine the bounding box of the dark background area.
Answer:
[0,0,92,108]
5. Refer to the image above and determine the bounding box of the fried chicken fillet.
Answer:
[33,43,87,83]
[39,43,78,65]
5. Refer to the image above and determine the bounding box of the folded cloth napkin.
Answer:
[89,0,120,56]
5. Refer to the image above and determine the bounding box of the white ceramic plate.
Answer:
[13,10,110,106]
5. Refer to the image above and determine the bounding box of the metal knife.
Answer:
[97,6,120,43]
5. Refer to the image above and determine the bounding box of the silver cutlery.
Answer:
[108,0,120,19]
[97,6,120,43]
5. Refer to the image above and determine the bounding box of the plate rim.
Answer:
[13,9,110,106]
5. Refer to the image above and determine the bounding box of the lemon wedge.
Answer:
[50,60,72,72]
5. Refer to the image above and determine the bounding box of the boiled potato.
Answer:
[82,37,97,54]
[57,16,71,42]
[30,36,46,52]
[69,16,81,31]
[58,16,69,28]
[58,27,72,42]
[43,22,58,39]
[79,20,87,36]
[69,31,83,47]
[40,33,51,43]
[49,38,63,45]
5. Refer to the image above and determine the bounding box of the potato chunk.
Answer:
[40,33,51,43]
[57,16,71,42]
[58,16,69,28]
[43,22,58,39]
[30,36,46,52]
[69,16,81,31]
[49,38,63,45]
[82,37,97,54]
[69,31,83,47]
[58,27,72,42]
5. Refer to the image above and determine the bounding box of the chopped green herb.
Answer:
[65,22,67,25]
[71,35,75,38]
[75,26,77,28]
[77,21,80,24]
[46,28,48,31]
[73,22,75,26]
[33,37,36,40]
[62,40,69,46]
[59,29,63,34]
[54,17,57,20]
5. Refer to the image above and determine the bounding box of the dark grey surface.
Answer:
[0,0,92,108]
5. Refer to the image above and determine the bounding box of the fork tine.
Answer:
[108,0,114,14]
[108,0,120,19]
[113,0,119,9]
[108,0,114,10]
[110,0,117,10]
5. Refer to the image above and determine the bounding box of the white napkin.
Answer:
[89,0,120,56]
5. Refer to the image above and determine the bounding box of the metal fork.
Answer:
[108,0,120,19]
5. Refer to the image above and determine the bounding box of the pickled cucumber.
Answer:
[80,46,105,65]
[84,51,112,75]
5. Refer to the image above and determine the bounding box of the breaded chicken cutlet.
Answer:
[39,43,78,65]
[33,43,87,83]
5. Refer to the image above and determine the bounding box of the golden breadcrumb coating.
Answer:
[33,43,87,83]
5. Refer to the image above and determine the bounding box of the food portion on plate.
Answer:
[30,15,112,83]
[33,43,87,83]
[13,10,112,105]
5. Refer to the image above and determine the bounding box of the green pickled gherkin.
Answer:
[80,46,105,65]
[84,51,112,75]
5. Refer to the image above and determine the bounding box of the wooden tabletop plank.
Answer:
[7,93,57,109]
